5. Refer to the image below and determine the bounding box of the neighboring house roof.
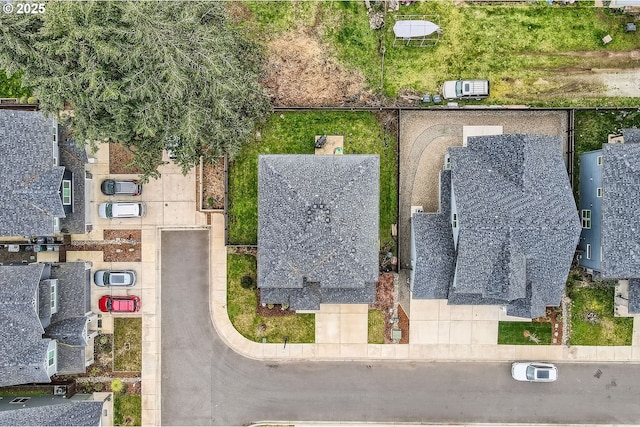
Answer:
[58,133,89,234]
[0,110,65,236]
[0,401,104,427]
[258,155,379,310]
[0,263,92,386]
[448,134,580,318]
[601,130,640,278]
[629,279,640,314]
[411,169,455,299]
[0,264,52,387]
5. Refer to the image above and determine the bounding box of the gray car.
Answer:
[94,270,136,287]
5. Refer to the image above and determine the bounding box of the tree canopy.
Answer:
[0,1,270,179]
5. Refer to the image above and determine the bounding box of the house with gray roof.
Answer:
[258,155,379,310]
[0,398,105,427]
[578,128,640,313]
[0,110,91,237]
[0,263,97,387]
[411,134,581,318]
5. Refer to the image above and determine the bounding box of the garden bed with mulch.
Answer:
[200,157,225,210]
[370,273,395,343]
[533,307,563,345]
[109,143,142,175]
[256,288,295,317]
[66,230,142,262]
[397,305,409,344]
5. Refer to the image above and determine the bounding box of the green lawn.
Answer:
[114,395,141,426]
[368,309,385,344]
[227,253,315,343]
[246,2,640,105]
[113,317,142,372]
[567,283,633,346]
[227,111,398,248]
[573,109,640,198]
[498,322,552,345]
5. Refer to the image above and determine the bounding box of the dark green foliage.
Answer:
[240,275,255,290]
[0,70,30,98]
[0,1,270,181]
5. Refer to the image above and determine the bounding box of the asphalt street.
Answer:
[161,230,640,426]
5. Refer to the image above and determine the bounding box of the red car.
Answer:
[98,295,141,313]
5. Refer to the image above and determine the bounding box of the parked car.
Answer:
[441,79,490,100]
[98,295,141,313]
[511,362,558,382]
[98,202,146,219]
[100,179,142,196]
[94,270,136,287]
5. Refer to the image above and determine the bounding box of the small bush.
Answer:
[26,96,36,104]
[240,275,255,289]
[111,379,125,395]
[93,382,104,392]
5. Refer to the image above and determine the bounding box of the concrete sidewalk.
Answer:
[209,213,640,363]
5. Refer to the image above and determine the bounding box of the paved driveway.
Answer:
[160,230,640,426]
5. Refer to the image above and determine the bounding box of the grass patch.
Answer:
[498,322,552,345]
[113,317,142,372]
[228,111,397,248]
[368,309,385,344]
[114,395,141,426]
[0,70,30,98]
[567,283,633,346]
[227,253,315,343]
[573,109,640,198]
[0,389,48,396]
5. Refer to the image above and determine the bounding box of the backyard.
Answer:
[243,1,640,106]
[227,253,315,343]
[227,110,398,250]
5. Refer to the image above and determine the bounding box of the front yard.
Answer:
[228,111,398,250]
[113,318,142,372]
[227,253,315,343]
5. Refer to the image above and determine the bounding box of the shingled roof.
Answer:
[601,129,640,278]
[0,110,65,237]
[258,155,379,310]
[448,134,580,318]
[411,169,455,299]
[0,401,104,426]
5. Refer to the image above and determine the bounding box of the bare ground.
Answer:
[262,29,376,107]
[201,158,225,210]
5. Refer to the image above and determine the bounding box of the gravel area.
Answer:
[398,109,569,267]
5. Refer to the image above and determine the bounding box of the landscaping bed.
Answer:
[369,273,395,343]
[199,157,225,210]
[109,143,142,175]
[67,230,141,262]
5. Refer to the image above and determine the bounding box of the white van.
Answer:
[442,80,490,100]
[98,202,146,218]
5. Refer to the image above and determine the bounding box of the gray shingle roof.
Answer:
[0,110,67,237]
[58,133,88,234]
[258,155,379,310]
[448,134,580,318]
[0,401,104,426]
[629,279,640,314]
[0,262,92,386]
[623,128,640,144]
[411,170,455,299]
[601,140,640,278]
[0,264,51,387]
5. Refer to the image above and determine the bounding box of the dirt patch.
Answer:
[109,143,142,175]
[397,304,409,344]
[67,229,142,262]
[370,273,395,343]
[201,158,225,210]
[262,29,375,106]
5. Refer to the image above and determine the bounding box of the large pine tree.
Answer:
[0,1,270,179]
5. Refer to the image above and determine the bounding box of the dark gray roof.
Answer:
[623,128,640,144]
[629,279,640,314]
[0,401,104,426]
[0,263,92,386]
[601,141,640,278]
[258,155,379,310]
[411,170,455,299]
[58,135,88,234]
[0,264,51,387]
[449,134,581,318]
[0,110,66,237]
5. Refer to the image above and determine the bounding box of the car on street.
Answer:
[100,179,142,196]
[98,202,146,218]
[94,270,136,287]
[511,362,558,382]
[98,295,141,313]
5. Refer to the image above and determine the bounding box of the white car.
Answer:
[98,202,146,219]
[94,270,136,287]
[511,362,558,382]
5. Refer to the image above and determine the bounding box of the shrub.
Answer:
[111,379,125,395]
[26,96,36,104]
[93,382,104,392]
[240,275,255,289]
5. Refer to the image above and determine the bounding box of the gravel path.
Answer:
[398,110,569,267]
